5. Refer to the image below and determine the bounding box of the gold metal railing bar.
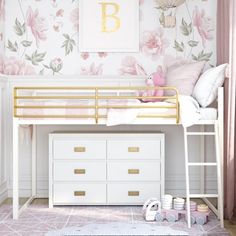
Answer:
[14,88,17,117]
[15,105,96,109]
[14,105,177,109]
[14,114,178,119]
[15,96,96,99]
[14,86,178,91]
[98,115,177,119]
[95,88,98,124]
[14,115,96,119]
[15,95,176,100]
[13,86,180,123]
[96,96,176,100]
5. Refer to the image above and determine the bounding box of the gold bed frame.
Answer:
[13,86,180,124]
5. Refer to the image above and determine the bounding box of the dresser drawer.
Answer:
[107,161,160,181]
[107,183,160,204]
[53,161,106,181]
[53,183,106,204]
[53,140,106,159]
[107,140,161,160]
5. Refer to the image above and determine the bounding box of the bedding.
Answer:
[17,96,217,127]
[165,60,205,96]
[192,63,228,107]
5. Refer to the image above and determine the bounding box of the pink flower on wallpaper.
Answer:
[81,63,103,75]
[0,56,36,75]
[53,21,63,32]
[56,9,64,17]
[98,52,108,58]
[193,6,214,48]
[70,8,79,32]
[26,7,48,47]
[119,56,147,76]
[0,0,5,20]
[141,28,169,60]
[139,0,144,5]
[50,57,63,73]
[51,0,57,8]
[81,52,89,60]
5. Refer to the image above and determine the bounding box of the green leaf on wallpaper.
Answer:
[62,34,76,55]
[21,40,32,47]
[188,40,198,47]
[25,50,46,65]
[159,11,165,27]
[14,18,25,36]
[43,64,50,69]
[7,40,18,52]
[39,69,44,75]
[174,40,184,52]
[192,50,213,61]
[180,18,192,36]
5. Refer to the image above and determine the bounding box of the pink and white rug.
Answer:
[0,203,229,236]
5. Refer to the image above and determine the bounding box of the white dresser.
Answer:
[49,132,164,207]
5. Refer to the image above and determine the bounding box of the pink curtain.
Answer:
[227,0,236,220]
[217,0,236,220]
[217,0,229,64]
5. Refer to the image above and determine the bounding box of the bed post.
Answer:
[200,125,205,196]
[12,120,19,219]
[218,87,224,227]
[32,125,37,197]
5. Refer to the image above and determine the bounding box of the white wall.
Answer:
[0,81,7,203]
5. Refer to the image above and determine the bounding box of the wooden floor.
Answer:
[1,198,235,235]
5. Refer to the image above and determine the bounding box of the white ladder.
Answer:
[183,122,224,228]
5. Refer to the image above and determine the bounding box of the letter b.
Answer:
[99,2,121,33]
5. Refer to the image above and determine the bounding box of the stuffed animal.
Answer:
[140,68,166,102]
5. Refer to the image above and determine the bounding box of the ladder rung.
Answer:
[189,194,218,198]
[186,132,215,136]
[188,162,217,166]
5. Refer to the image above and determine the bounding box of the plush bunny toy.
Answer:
[140,69,166,102]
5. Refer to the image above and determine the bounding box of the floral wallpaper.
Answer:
[0,0,216,76]
[0,0,4,58]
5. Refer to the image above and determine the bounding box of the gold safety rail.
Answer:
[13,86,180,123]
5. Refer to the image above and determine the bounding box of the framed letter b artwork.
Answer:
[79,0,139,52]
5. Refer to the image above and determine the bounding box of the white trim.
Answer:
[0,181,8,204]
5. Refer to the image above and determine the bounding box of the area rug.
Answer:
[0,203,230,236]
[46,223,189,235]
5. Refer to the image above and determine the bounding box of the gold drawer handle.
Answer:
[128,191,139,196]
[74,147,86,153]
[74,191,86,196]
[74,169,86,174]
[128,147,140,153]
[128,169,140,174]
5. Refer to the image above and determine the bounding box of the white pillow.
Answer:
[192,64,228,108]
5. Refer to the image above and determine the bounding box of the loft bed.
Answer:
[0,76,224,228]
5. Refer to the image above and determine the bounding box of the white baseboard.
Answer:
[7,189,48,198]
[0,181,8,204]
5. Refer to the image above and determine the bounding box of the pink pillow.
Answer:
[165,60,205,96]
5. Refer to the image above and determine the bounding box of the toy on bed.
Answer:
[139,68,166,102]
[143,197,210,225]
